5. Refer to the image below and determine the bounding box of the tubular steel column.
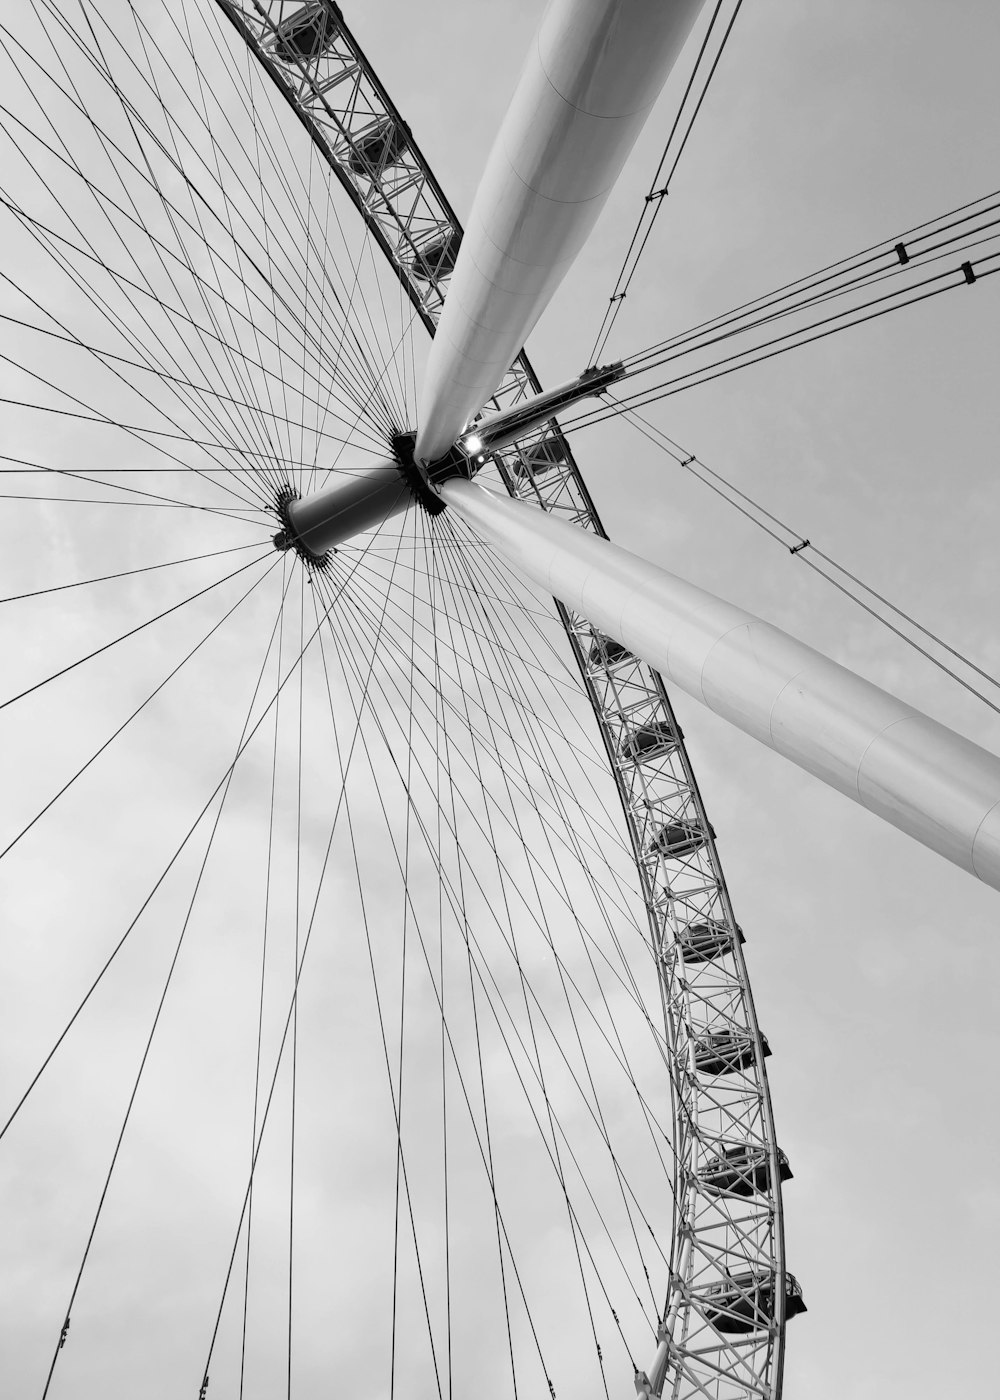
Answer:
[442,477,1000,890]
[416,0,707,462]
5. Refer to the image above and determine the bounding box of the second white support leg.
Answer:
[440,477,1000,891]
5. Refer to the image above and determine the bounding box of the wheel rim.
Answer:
[0,4,791,1396]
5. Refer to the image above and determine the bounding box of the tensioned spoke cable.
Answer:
[613,404,1000,716]
[0,549,273,715]
[325,559,645,940]
[0,490,266,523]
[339,548,625,805]
[125,0,287,497]
[313,558,652,1371]
[0,540,384,1145]
[40,553,290,1397]
[232,6,296,483]
[79,0,285,501]
[433,517,672,1307]
[0,167,392,466]
[26,2,401,441]
[423,521,520,1399]
[589,0,743,362]
[132,9,405,445]
[424,516,454,1400]
[0,560,288,1143]
[0,71,394,465]
[427,529,679,1121]
[431,512,658,837]
[10,8,265,479]
[426,520,659,1338]
[617,226,1000,387]
[4,18,280,511]
[434,513,678,1215]
[312,552,672,1123]
[0,556,281,865]
[312,571,554,1396]
[337,526,638,1019]
[286,565,305,1400]
[0,539,261,605]
[318,561,672,1316]
[566,245,1000,431]
[0,183,390,459]
[149,0,407,438]
[626,191,1000,369]
[626,210,1000,378]
[197,543,446,1396]
[0,307,380,457]
[239,553,288,1400]
[320,551,670,1071]
[390,506,422,1400]
[0,452,272,520]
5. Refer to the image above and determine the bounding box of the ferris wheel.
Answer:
[0,2,997,1398]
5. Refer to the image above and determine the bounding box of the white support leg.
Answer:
[416,0,707,464]
[441,477,1000,891]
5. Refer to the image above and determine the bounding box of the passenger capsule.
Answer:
[512,437,569,480]
[589,634,630,669]
[648,819,714,859]
[701,1143,793,1197]
[346,118,408,175]
[620,718,679,762]
[677,920,744,964]
[273,4,338,62]
[702,1268,806,1334]
[693,1029,770,1077]
[410,229,461,280]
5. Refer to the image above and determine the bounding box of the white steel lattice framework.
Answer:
[214,3,798,1397]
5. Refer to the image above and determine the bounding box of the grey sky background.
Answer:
[349,1,1000,1394]
[0,2,998,1397]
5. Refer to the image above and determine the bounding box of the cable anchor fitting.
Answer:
[59,1317,70,1349]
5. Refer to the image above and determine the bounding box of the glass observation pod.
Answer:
[677,919,746,964]
[345,117,408,176]
[701,1269,807,1335]
[589,634,631,669]
[648,819,715,860]
[693,1028,771,1077]
[701,1143,793,1198]
[620,718,680,763]
[271,3,338,62]
[511,436,570,481]
[409,229,462,281]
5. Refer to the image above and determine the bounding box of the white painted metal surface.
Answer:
[284,461,407,555]
[442,477,1000,890]
[415,0,706,464]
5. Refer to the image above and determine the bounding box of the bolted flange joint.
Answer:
[392,430,471,516]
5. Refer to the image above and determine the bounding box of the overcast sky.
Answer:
[1,3,999,1398]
